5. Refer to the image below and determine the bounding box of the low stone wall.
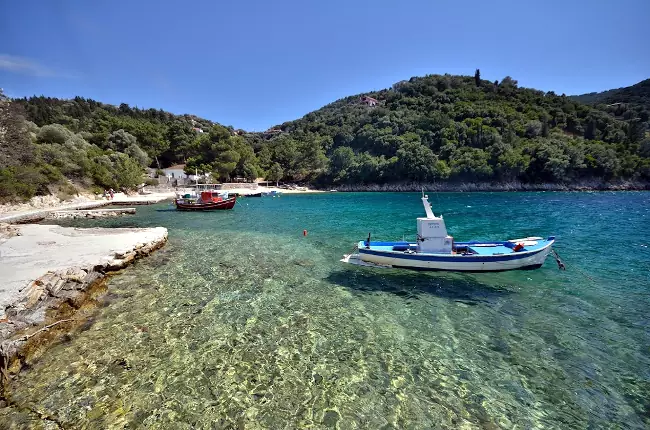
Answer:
[219,183,259,190]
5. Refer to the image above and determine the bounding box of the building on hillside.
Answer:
[162,164,188,179]
[360,96,379,107]
[161,164,212,186]
[192,127,204,133]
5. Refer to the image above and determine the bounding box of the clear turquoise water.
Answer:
[3,192,649,429]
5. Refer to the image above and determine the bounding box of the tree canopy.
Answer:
[5,73,649,201]
[256,74,649,186]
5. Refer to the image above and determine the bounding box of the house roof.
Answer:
[164,164,186,170]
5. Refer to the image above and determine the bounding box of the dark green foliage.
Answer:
[108,129,137,151]
[263,74,649,185]
[570,79,650,110]
[570,79,650,147]
[267,163,284,185]
[0,90,35,168]
[10,74,650,193]
[183,125,261,181]
[14,95,216,167]
[1,94,153,201]
[125,144,151,167]
[37,124,74,144]
[396,140,439,181]
[0,166,46,201]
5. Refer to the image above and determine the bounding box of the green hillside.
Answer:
[264,73,649,186]
[2,72,649,202]
[1,93,260,202]
[570,78,650,111]
[569,79,649,143]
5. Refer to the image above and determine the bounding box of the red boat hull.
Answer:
[174,197,237,211]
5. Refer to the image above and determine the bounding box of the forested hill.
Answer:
[570,78,650,111]
[13,96,219,168]
[266,73,649,186]
[568,79,650,139]
[2,72,649,202]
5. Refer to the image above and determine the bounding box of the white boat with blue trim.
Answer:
[342,193,555,272]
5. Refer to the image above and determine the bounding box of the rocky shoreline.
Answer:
[47,207,136,219]
[0,225,168,395]
[328,180,650,192]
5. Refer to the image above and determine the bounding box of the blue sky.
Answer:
[1,0,648,131]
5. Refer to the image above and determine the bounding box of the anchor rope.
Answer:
[551,249,566,271]
[552,249,597,282]
[346,243,359,255]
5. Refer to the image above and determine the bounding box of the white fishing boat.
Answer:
[342,193,556,272]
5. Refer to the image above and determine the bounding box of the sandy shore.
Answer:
[0,225,168,378]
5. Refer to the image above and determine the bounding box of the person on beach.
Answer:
[109,189,114,200]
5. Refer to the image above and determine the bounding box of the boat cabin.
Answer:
[198,191,228,203]
[417,195,454,254]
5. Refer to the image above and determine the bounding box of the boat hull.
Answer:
[174,197,237,211]
[357,239,554,272]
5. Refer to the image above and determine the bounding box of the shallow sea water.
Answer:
[2,192,649,429]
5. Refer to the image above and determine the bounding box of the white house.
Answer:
[162,164,211,183]
[162,164,189,180]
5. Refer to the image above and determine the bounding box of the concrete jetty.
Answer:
[0,224,168,380]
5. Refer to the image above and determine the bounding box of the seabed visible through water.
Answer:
[1,192,649,429]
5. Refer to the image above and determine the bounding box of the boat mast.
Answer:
[421,190,436,219]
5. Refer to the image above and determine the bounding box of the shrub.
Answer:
[37,124,73,144]
[0,166,48,202]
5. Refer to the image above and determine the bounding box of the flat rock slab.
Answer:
[0,201,110,224]
[0,225,168,319]
[48,208,136,219]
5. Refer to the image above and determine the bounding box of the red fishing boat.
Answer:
[174,190,237,211]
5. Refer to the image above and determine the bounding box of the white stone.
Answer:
[0,225,167,319]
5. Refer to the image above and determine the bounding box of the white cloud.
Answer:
[0,54,62,77]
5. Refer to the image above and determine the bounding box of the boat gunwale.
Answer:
[174,196,237,211]
[357,238,555,263]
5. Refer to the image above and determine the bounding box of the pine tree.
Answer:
[474,69,481,87]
